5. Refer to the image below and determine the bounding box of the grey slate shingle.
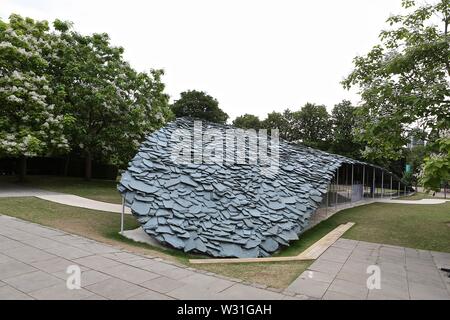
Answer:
[118,117,383,258]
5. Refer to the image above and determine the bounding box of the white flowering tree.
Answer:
[49,21,173,179]
[0,15,70,180]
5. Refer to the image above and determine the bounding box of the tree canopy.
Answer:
[342,0,450,163]
[0,15,70,179]
[329,100,363,158]
[292,103,331,149]
[171,90,228,124]
[0,14,173,179]
[232,114,261,129]
[49,22,172,178]
[420,136,450,192]
[261,110,291,140]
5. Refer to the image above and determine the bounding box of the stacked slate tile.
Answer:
[118,117,359,258]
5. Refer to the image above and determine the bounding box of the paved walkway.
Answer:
[0,183,130,214]
[287,238,450,300]
[37,194,131,214]
[1,182,447,216]
[0,182,60,198]
[0,215,302,300]
[375,198,450,205]
[416,187,448,199]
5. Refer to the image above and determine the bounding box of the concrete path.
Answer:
[36,194,131,214]
[0,182,60,198]
[415,187,448,199]
[0,182,130,214]
[375,198,450,205]
[0,215,303,300]
[287,238,450,300]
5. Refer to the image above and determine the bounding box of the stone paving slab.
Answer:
[288,238,450,300]
[0,215,292,300]
[2,214,449,300]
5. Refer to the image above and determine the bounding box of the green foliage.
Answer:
[47,19,172,171]
[329,100,363,158]
[232,114,261,129]
[292,103,331,149]
[261,110,290,140]
[0,14,68,158]
[403,131,428,185]
[171,90,228,124]
[343,0,450,162]
[260,105,331,147]
[0,14,173,177]
[420,137,450,192]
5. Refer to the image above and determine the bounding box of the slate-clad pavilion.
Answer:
[118,118,405,258]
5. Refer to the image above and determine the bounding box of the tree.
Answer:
[232,114,261,129]
[0,15,70,181]
[292,103,331,149]
[171,90,228,124]
[342,0,450,162]
[420,137,450,195]
[261,111,290,140]
[329,100,363,158]
[49,20,172,179]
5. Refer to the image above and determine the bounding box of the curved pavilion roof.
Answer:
[118,118,393,258]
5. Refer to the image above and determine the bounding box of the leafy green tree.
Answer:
[232,114,261,129]
[292,103,331,149]
[171,90,228,124]
[49,21,172,179]
[261,111,290,140]
[0,15,70,180]
[420,137,450,193]
[342,0,450,162]
[329,100,363,158]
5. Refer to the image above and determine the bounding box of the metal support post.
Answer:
[120,196,125,234]
[372,167,376,199]
[335,168,339,208]
[390,175,393,199]
[362,165,365,198]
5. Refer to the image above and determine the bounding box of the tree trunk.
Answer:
[84,151,92,181]
[19,155,27,182]
[63,155,70,177]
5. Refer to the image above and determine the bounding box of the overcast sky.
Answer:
[1,0,405,121]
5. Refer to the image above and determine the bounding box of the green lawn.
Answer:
[0,183,449,288]
[0,175,122,204]
[282,201,450,255]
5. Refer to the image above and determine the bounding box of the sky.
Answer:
[1,0,405,121]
